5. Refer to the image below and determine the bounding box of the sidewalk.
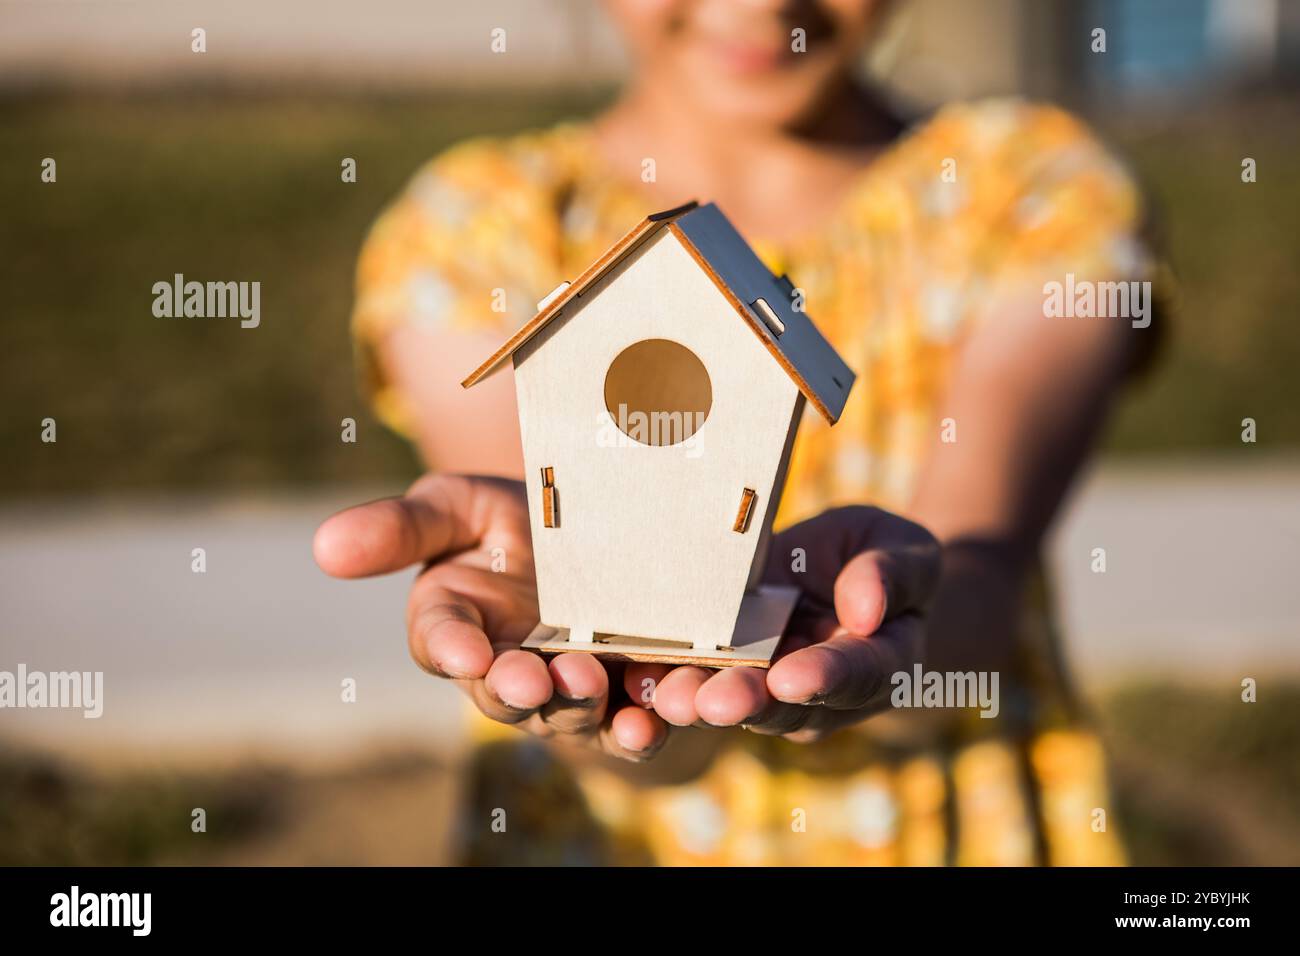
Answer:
[2,457,1297,765]
[1048,456,1300,684]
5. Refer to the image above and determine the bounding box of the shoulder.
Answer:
[857,97,1151,283]
[354,124,599,314]
[350,125,597,434]
[358,123,594,266]
[406,123,595,216]
[896,97,1143,222]
[923,98,1107,149]
[913,97,1131,177]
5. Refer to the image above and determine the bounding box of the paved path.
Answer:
[1048,457,1300,683]
[2,458,1297,765]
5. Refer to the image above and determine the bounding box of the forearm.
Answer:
[905,297,1139,674]
[380,322,525,477]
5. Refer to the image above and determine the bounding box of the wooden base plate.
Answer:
[520,585,799,669]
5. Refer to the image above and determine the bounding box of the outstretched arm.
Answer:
[909,291,1150,681]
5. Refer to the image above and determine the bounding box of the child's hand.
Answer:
[626,507,940,742]
[314,478,939,757]
[313,474,671,761]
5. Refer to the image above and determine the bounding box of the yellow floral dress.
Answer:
[352,98,1160,866]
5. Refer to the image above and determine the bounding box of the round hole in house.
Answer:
[603,339,712,447]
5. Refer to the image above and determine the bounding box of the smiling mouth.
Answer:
[704,36,800,74]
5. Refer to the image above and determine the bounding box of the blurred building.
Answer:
[0,0,628,89]
[3,0,1297,105]
[876,0,1300,108]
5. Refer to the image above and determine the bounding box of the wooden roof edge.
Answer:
[460,201,699,389]
[665,220,847,425]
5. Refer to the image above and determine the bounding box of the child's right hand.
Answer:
[313,473,673,761]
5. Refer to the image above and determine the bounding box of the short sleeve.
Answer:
[349,131,576,435]
[976,102,1150,280]
[930,99,1173,373]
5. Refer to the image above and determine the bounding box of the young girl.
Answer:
[314,0,1167,864]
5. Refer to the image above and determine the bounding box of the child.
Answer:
[315,0,1166,864]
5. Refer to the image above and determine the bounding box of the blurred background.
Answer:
[1,0,1298,865]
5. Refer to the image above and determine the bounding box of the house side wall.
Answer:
[744,391,806,592]
[513,229,801,649]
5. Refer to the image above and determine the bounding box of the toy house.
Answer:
[462,202,855,667]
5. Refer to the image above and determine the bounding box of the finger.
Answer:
[475,649,553,720]
[778,705,876,743]
[742,701,818,736]
[649,666,713,726]
[775,610,839,659]
[763,506,939,617]
[539,654,609,735]
[599,705,670,762]
[549,653,609,703]
[834,537,940,632]
[833,551,890,635]
[693,667,821,736]
[623,663,672,709]
[313,477,477,578]
[417,561,538,647]
[693,666,771,727]
[407,576,494,680]
[767,614,922,709]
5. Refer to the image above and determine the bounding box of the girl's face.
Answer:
[605,0,887,129]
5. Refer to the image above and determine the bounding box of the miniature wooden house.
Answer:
[462,202,855,667]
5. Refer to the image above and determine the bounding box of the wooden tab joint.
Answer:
[541,467,558,528]
[733,488,757,533]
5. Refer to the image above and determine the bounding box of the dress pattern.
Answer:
[352,98,1158,865]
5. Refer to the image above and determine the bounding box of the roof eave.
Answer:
[460,201,700,389]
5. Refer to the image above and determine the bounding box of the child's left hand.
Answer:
[314,475,938,757]
[627,506,940,742]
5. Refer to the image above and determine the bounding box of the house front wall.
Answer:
[513,229,802,649]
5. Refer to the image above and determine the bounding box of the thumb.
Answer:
[833,551,890,635]
[313,475,479,579]
[833,537,942,634]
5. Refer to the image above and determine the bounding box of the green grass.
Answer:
[1,90,1296,496]
[1103,97,1300,454]
[1098,681,1300,865]
[4,682,1296,865]
[0,89,612,496]
[0,746,287,865]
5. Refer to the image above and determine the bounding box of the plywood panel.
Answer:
[521,585,800,668]
[512,229,803,650]
[670,205,856,423]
